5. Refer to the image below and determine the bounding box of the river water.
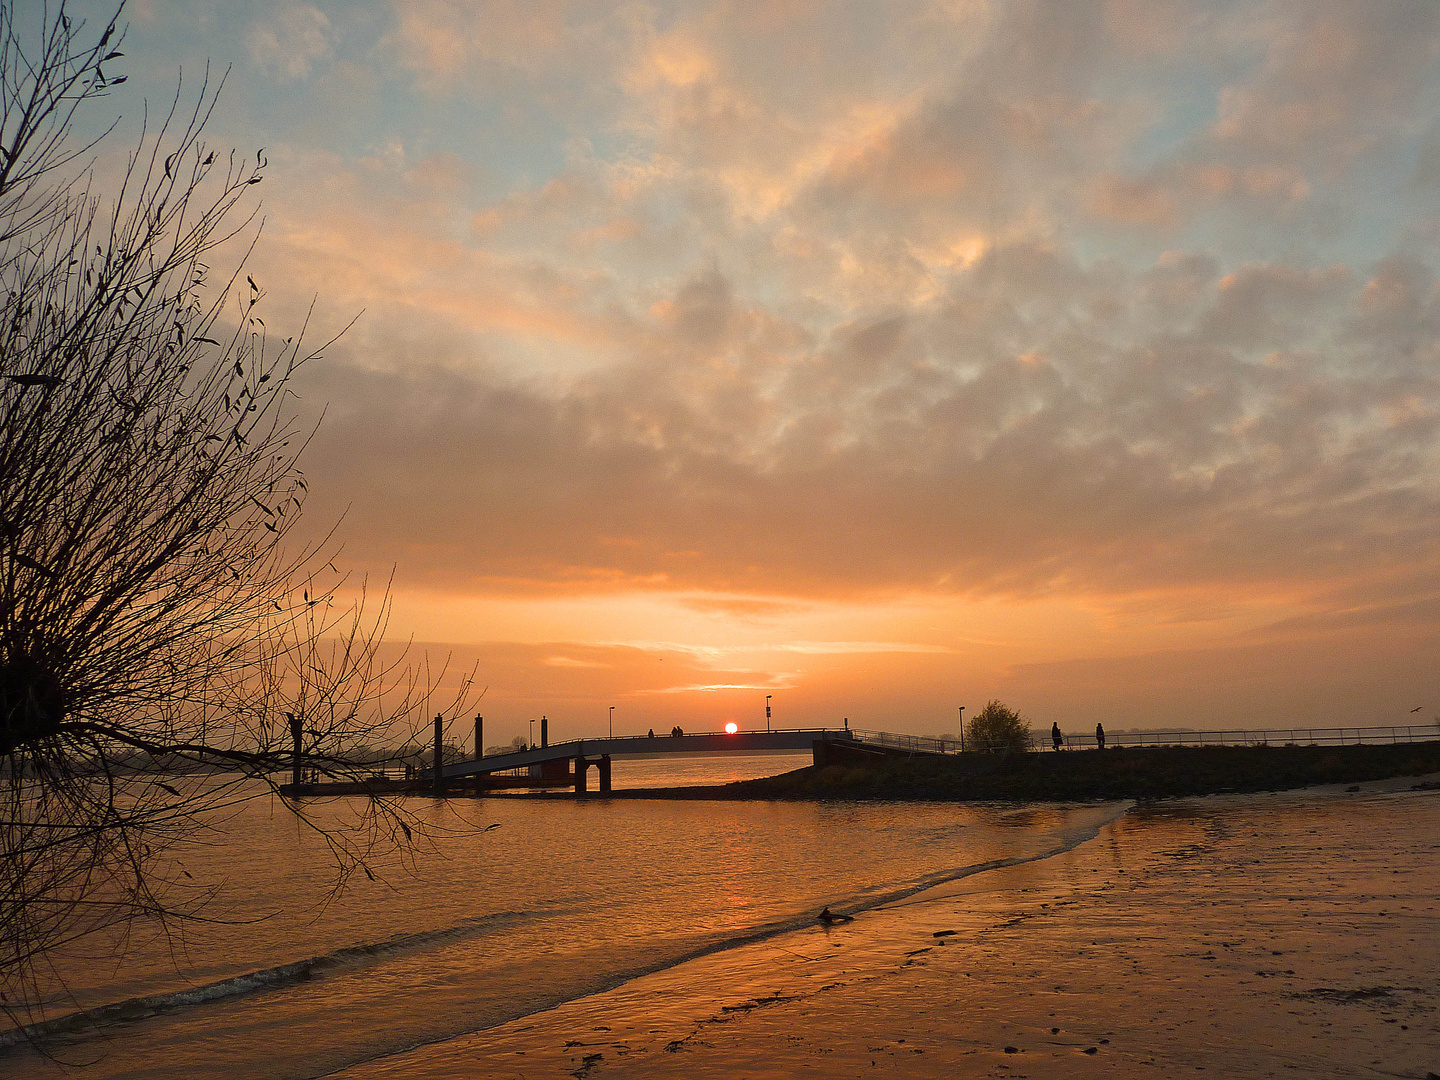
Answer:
[2,755,1123,1079]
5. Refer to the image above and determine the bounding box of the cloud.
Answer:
[176,0,1440,694]
[543,655,609,668]
[246,2,333,81]
[282,232,1440,613]
[1088,174,1178,229]
[1208,1,1440,169]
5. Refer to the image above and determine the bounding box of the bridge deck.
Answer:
[442,728,854,779]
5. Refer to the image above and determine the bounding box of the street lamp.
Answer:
[609,705,615,738]
[766,695,772,732]
[528,717,535,749]
[959,706,966,753]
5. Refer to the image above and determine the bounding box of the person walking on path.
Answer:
[1051,722,1063,751]
[1095,722,1106,750]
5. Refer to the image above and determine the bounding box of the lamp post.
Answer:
[766,695,772,732]
[609,705,615,739]
[959,705,965,753]
[528,717,535,750]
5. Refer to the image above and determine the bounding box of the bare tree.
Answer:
[0,2,476,1024]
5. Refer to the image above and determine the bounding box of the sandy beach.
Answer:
[336,777,1440,1080]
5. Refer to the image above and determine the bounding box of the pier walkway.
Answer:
[280,721,1440,797]
[441,727,873,794]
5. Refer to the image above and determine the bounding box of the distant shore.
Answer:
[607,740,1440,801]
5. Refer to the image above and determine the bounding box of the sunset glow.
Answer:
[98,0,1440,742]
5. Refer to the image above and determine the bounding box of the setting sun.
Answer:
[724,722,739,734]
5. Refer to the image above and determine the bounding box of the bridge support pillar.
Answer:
[598,755,611,795]
[574,754,590,794]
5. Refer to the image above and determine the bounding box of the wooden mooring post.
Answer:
[433,714,444,796]
[288,711,302,788]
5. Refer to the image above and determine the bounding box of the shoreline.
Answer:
[602,740,1440,802]
[333,774,1440,1079]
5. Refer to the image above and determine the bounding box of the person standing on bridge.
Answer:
[1051,722,1063,751]
[1095,722,1106,750]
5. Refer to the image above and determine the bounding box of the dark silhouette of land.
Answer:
[608,741,1440,802]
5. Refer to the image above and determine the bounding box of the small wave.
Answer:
[0,909,534,1052]
[4,803,1132,1069]
[320,801,1134,1078]
[686,803,1128,964]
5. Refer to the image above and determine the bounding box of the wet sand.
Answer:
[336,776,1440,1079]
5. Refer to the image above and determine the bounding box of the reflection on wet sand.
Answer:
[335,777,1440,1079]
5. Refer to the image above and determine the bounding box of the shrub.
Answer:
[966,701,1033,754]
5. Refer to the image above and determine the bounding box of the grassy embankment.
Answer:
[616,741,1440,802]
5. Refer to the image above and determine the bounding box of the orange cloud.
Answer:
[1088,174,1178,228]
[139,0,1440,733]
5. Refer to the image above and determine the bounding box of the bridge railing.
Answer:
[854,723,1440,755]
[1063,723,1440,750]
[849,730,962,754]
[369,722,1440,778]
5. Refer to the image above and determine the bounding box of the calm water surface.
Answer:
[6,756,1109,1079]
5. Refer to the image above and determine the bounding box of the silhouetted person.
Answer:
[818,907,853,925]
[1095,722,1106,750]
[1051,722,1063,751]
[648,728,655,738]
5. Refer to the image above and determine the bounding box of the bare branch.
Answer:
[0,2,483,1032]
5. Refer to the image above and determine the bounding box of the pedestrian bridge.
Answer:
[440,727,877,794]
[435,719,1440,793]
[282,720,1440,797]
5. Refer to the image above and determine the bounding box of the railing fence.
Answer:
[851,723,1440,755]
[327,722,1440,778]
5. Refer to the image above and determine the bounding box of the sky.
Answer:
[62,0,1440,743]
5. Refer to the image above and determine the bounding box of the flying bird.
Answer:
[1411,706,1422,712]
